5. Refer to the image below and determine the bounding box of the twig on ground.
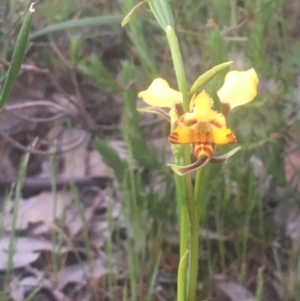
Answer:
[6,110,69,123]
[4,100,75,115]
[0,176,109,193]
[0,130,88,156]
[49,39,96,130]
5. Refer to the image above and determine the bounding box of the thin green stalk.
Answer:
[194,169,203,223]
[185,169,199,301]
[183,147,199,301]
[166,22,199,301]
[173,146,189,300]
[176,173,189,257]
[50,152,59,277]
[124,131,139,301]
[146,251,162,301]
[166,26,189,112]
[6,138,37,289]
[256,266,264,301]
[178,250,189,301]
[188,219,199,301]
[173,147,189,257]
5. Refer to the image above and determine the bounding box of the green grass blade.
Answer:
[5,138,38,287]
[148,0,174,30]
[0,3,35,109]
[122,1,146,27]
[189,61,233,96]
[29,15,122,39]
[145,251,162,301]
[122,0,157,77]
[93,137,128,183]
[76,54,117,91]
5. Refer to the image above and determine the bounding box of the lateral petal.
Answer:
[169,126,197,144]
[217,68,259,110]
[210,127,237,145]
[138,78,182,108]
[137,107,170,122]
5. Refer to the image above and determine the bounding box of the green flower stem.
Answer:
[194,169,204,223]
[178,249,189,301]
[183,147,199,301]
[177,176,189,259]
[188,218,199,301]
[166,26,189,113]
[173,153,188,258]
[172,146,189,300]
[166,23,199,301]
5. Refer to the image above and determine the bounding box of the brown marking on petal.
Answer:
[184,118,198,126]
[210,157,227,165]
[194,143,213,159]
[209,119,222,128]
[195,122,211,134]
[221,103,231,118]
[171,132,179,137]
[179,116,186,123]
[169,132,179,143]
[175,103,184,117]
[196,133,208,144]
[226,132,237,143]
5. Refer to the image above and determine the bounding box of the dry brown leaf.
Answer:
[87,140,131,178]
[199,228,233,241]
[4,191,73,231]
[217,282,255,301]
[89,191,123,248]
[285,152,300,188]
[0,236,69,270]
[64,187,109,239]
[0,236,68,253]
[10,273,66,301]
[57,258,107,289]
[0,251,39,270]
[87,150,113,178]
[60,128,90,178]
[273,198,300,251]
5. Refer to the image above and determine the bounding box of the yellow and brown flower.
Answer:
[138,68,259,175]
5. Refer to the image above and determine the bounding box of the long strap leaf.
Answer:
[0,3,35,109]
[29,15,122,39]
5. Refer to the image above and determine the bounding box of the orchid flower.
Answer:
[138,68,259,175]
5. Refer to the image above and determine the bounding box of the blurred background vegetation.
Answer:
[1,0,300,300]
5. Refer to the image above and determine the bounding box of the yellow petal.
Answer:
[169,126,197,144]
[207,110,226,128]
[137,107,170,121]
[179,109,226,130]
[138,78,182,108]
[189,90,213,118]
[210,127,237,145]
[217,68,259,110]
[181,90,214,123]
